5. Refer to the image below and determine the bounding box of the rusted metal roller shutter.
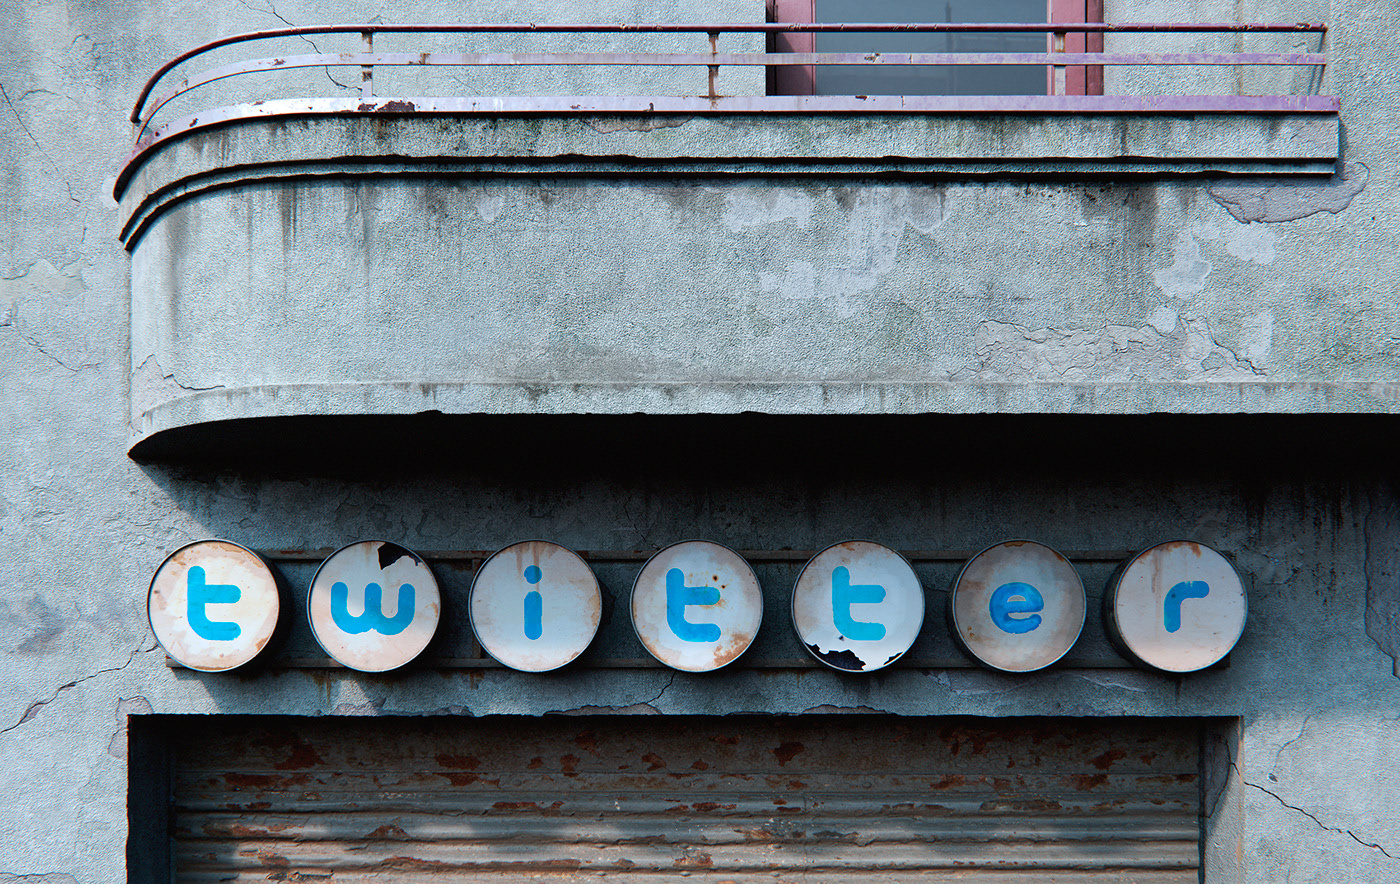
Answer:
[169,716,1202,882]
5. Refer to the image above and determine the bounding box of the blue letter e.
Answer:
[665,568,721,643]
[989,582,1044,634]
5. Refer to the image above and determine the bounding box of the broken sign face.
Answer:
[791,541,925,672]
[308,541,441,672]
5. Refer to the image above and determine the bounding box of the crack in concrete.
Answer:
[0,84,80,205]
[642,671,678,707]
[0,642,158,736]
[235,0,351,90]
[1269,714,1314,779]
[5,323,99,373]
[1239,765,1397,860]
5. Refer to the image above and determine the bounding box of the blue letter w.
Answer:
[331,582,415,635]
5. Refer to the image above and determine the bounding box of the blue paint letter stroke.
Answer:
[523,565,543,641]
[665,568,721,643]
[1164,581,1210,633]
[331,582,416,635]
[831,566,887,641]
[989,582,1044,634]
[187,566,242,641]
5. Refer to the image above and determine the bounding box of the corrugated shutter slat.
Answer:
[170,716,1201,883]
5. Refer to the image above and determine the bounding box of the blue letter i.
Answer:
[523,565,543,641]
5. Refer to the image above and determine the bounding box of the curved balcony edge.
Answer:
[116,106,1340,248]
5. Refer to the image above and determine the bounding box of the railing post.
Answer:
[361,30,373,100]
[707,30,719,99]
[1050,27,1067,95]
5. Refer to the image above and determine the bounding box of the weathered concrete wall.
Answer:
[3,1,1400,883]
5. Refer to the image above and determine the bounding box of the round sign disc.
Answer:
[470,540,602,672]
[951,540,1085,673]
[308,541,441,672]
[631,541,763,672]
[792,541,924,672]
[1106,541,1246,673]
[148,540,280,672]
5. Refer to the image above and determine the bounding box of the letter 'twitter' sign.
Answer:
[308,540,441,672]
[1105,540,1247,672]
[791,541,925,672]
[630,541,763,672]
[470,540,601,672]
[950,541,1086,672]
[148,540,280,671]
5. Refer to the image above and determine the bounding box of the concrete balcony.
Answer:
[117,21,1360,456]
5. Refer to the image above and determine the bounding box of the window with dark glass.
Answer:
[768,0,1103,96]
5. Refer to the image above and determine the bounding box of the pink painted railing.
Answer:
[128,21,1333,146]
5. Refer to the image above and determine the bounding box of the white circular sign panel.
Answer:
[148,540,280,672]
[308,541,441,672]
[470,540,602,672]
[631,541,763,672]
[1107,541,1246,673]
[792,541,924,672]
[951,540,1085,673]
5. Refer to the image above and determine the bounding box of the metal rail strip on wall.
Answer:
[161,547,1198,671]
[124,20,1332,157]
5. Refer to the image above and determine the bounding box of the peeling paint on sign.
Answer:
[1105,541,1246,673]
[147,540,280,672]
[630,541,762,672]
[470,540,601,672]
[791,540,924,672]
[950,541,1086,673]
[307,541,441,672]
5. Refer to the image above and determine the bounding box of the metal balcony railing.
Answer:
[126,21,1333,155]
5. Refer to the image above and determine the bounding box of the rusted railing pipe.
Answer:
[130,20,1328,123]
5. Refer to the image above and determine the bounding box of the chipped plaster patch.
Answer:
[1209,162,1369,224]
[722,187,813,232]
[1224,223,1278,265]
[130,355,223,422]
[757,186,946,319]
[1242,311,1275,367]
[1148,305,1179,335]
[1153,230,1213,299]
[963,316,1261,383]
[475,188,504,223]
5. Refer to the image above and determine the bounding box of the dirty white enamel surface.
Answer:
[1108,540,1247,673]
[791,540,924,672]
[951,540,1086,673]
[631,541,763,672]
[148,540,280,672]
[307,541,441,672]
[470,540,601,672]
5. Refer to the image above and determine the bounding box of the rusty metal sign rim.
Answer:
[790,538,926,673]
[147,538,280,673]
[948,538,1086,674]
[305,539,441,673]
[629,539,764,673]
[1105,538,1248,673]
[468,538,602,673]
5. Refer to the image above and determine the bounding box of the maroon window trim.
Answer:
[1050,0,1105,96]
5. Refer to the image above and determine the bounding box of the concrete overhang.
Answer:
[120,107,1369,458]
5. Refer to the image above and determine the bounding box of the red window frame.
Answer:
[767,0,1104,96]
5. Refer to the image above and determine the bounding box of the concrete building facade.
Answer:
[2,0,1399,881]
